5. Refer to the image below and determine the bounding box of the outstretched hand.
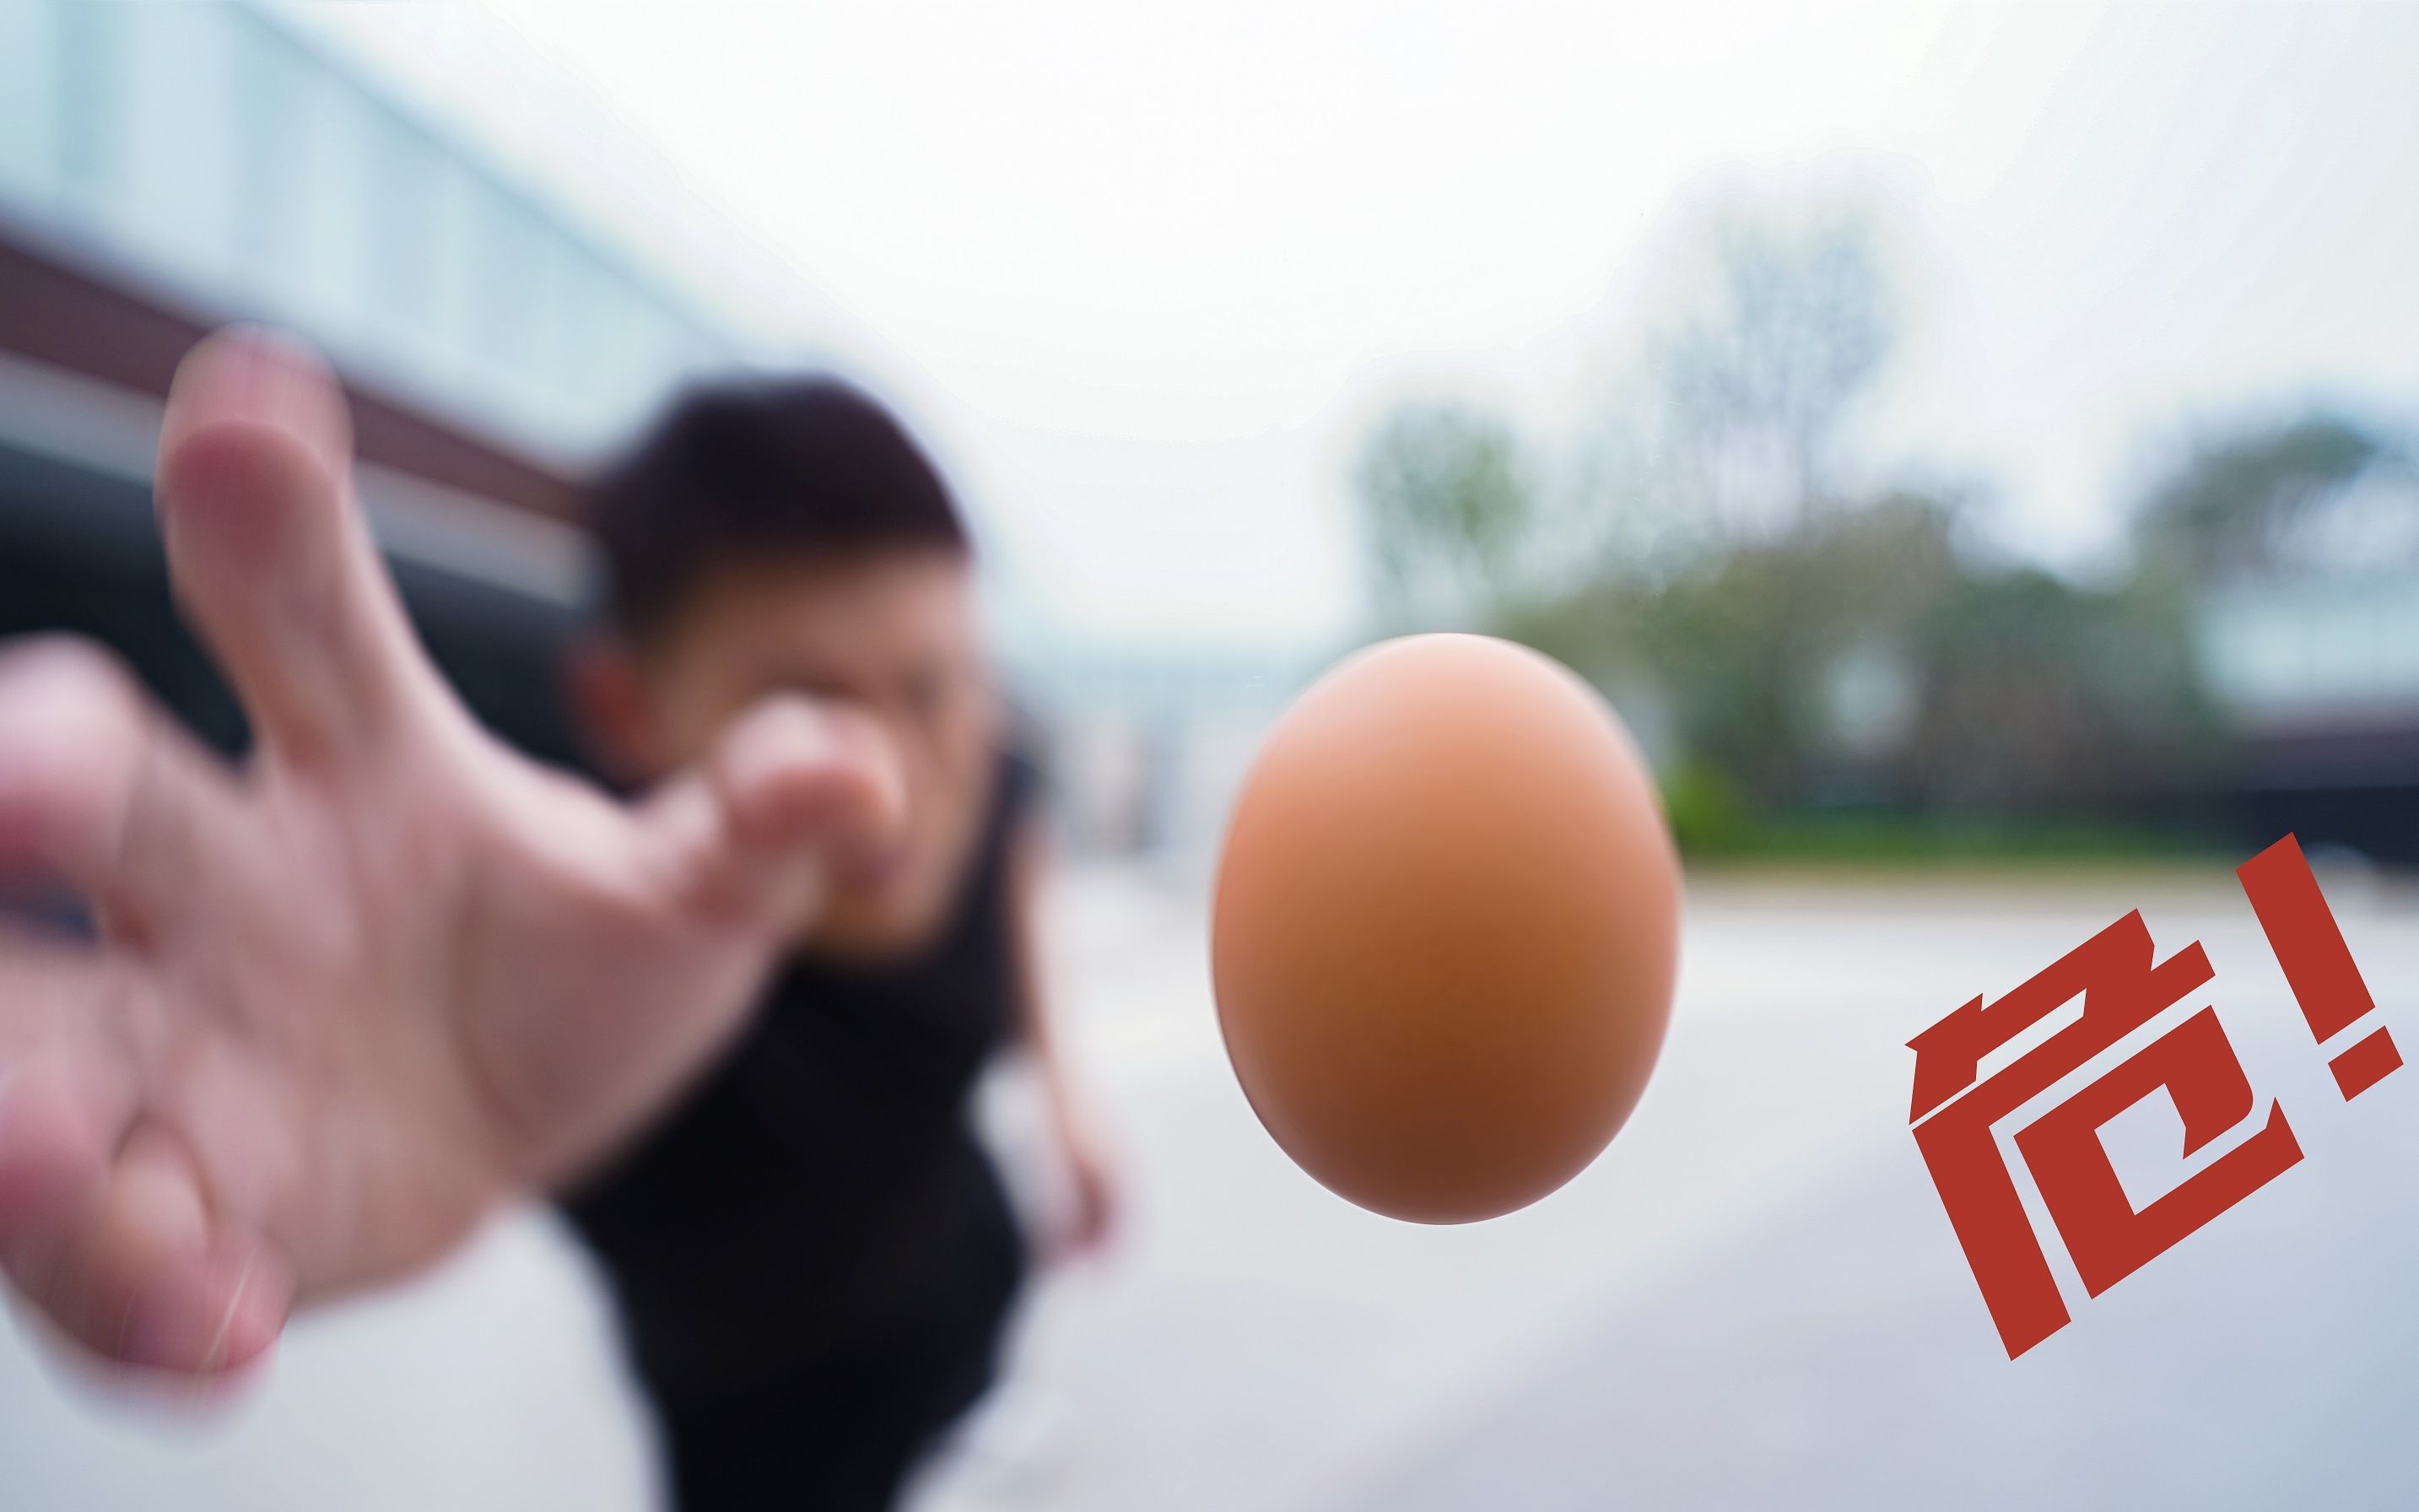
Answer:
[0,331,899,1375]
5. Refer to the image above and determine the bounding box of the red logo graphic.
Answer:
[1909,834,2397,1358]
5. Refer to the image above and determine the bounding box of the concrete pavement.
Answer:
[5,863,2415,1510]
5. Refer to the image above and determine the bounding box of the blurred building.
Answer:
[0,0,769,765]
[0,0,740,462]
[2198,482,2419,864]
[1003,631,1318,872]
[0,0,1303,865]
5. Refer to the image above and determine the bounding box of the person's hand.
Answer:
[1048,1104,1121,1261]
[0,331,899,1376]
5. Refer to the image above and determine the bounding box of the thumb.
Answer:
[641,697,904,934]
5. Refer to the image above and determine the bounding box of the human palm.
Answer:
[0,332,896,1374]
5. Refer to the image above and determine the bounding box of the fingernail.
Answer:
[119,1248,288,1374]
[198,1252,256,1373]
[215,1252,291,1371]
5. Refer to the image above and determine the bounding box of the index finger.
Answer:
[153,330,449,766]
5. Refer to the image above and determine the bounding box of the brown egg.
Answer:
[1212,634,1679,1223]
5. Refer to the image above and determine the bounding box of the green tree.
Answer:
[1903,567,2217,818]
[2135,413,2405,584]
[1356,402,1533,629]
[1351,192,2254,852]
[1626,212,1894,546]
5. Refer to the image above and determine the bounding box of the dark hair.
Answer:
[585,375,969,637]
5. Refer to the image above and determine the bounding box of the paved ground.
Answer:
[915,862,2419,1512]
[6,862,2417,1509]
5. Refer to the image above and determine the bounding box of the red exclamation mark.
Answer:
[2238,834,2402,1100]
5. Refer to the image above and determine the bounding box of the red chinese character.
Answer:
[1909,911,2302,1358]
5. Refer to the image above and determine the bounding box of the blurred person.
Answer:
[0,330,1113,1512]
[560,375,1120,1510]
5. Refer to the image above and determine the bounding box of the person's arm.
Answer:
[1005,817,1120,1258]
[0,330,899,1376]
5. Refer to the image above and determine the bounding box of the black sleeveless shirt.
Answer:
[564,750,1034,1406]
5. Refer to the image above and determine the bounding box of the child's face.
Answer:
[604,550,1002,960]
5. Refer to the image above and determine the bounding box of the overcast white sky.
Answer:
[297,0,2419,654]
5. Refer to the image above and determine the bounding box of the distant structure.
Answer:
[0,0,738,467]
[1003,629,1317,872]
[2195,460,2419,863]
[0,0,754,765]
[0,0,1309,868]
